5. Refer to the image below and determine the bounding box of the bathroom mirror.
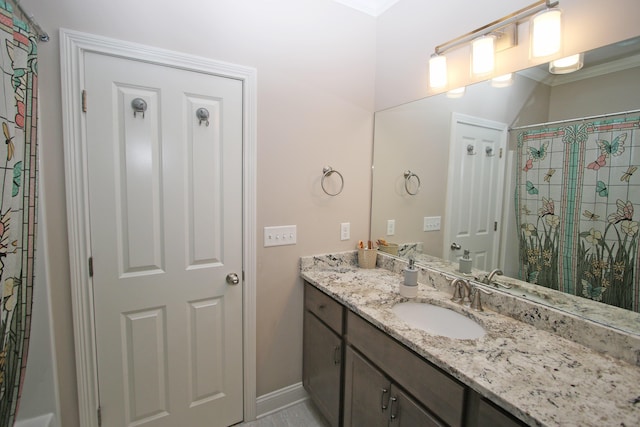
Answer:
[371,36,640,334]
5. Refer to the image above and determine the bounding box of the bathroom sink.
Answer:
[391,302,485,339]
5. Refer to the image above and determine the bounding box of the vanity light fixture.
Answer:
[549,52,584,74]
[531,8,562,57]
[446,87,466,98]
[491,73,514,87]
[472,35,496,75]
[429,54,448,89]
[428,0,560,90]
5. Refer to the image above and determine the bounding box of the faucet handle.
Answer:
[470,285,492,311]
[449,278,463,302]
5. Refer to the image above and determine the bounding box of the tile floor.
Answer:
[236,400,329,427]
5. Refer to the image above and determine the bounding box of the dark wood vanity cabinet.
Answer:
[303,284,344,426]
[343,346,443,427]
[345,310,463,426]
[303,281,525,427]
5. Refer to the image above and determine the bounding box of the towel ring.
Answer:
[404,170,421,195]
[321,166,344,196]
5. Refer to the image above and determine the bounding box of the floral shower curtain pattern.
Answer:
[0,1,38,425]
[515,114,640,312]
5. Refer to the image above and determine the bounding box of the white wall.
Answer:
[23,1,375,426]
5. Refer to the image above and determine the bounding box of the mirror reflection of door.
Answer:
[444,113,507,271]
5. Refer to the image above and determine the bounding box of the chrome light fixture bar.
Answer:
[434,0,559,56]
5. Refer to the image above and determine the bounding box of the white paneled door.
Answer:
[444,114,507,271]
[84,52,243,427]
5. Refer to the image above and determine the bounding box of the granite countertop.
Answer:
[300,252,640,427]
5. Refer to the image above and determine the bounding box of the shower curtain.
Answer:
[515,114,640,312]
[0,2,39,425]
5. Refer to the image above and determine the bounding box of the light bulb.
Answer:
[447,87,466,98]
[532,9,562,57]
[549,53,584,74]
[491,73,514,88]
[472,35,495,75]
[429,54,447,89]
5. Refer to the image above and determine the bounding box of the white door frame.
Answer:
[443,112,508,265]
[60,29,257,426]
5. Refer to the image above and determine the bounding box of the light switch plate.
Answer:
[264,225,297,247]
[423,216,441,232]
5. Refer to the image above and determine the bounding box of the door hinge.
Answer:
[88,257,94,277]
[499,148,503,158]
[97,406,102,426]
[82,90,87,113]
[494,221,498,231]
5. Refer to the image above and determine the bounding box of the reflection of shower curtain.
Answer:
[515,115,640,312]
[0,2,39,424]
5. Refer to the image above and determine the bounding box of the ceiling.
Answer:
[332,0,400,17]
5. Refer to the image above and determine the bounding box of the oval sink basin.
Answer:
[391,302,485,340]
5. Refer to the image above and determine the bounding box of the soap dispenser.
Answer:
[400,259,418,297]
[459,250,472,274]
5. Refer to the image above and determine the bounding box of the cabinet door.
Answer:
[303,311,342,427]
[389,385,444,427]
[343,346,390,427]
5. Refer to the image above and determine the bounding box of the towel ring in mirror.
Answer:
[404,170,421,195]
[321,166,344,196]
[131,98,147,118]
[196,108,210,126]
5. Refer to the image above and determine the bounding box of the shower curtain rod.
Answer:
[7,0,49,42]
[509,108,640,131]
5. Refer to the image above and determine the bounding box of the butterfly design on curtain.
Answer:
[607,199,634,224]
[523,141,549,171]
[587,133,627,170]
[538,197,554,217]
[596,181,608,197]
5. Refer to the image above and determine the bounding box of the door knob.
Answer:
[226,273,240,285]
[451,242,462,250]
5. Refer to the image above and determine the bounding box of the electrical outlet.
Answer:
[340,222,350,241]
[387,219,395,235]
[264,225,297,247]
[423,216,441,232]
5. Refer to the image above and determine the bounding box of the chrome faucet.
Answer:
[450,278,471,305]
[482,268,511,289]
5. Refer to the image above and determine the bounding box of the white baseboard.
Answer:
[256,382,309,419]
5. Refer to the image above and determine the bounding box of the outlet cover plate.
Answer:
[387,219,395,235]
[340,222,350,241]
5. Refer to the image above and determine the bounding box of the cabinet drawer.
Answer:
[347,311,465,427]
[305,282,344,334]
